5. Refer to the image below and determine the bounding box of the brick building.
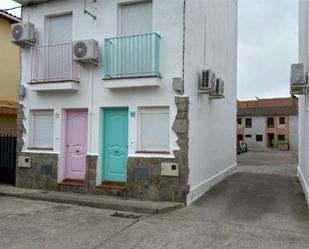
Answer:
[237,97,298,151]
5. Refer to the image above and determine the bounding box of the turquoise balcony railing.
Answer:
[104,33,161,78]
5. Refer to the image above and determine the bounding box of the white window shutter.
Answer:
[48,13,72,44]
[120,1,152,36]
[32,111,54,148]
[139,108,169,151]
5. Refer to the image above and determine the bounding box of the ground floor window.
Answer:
[29,110,54,149]
[256,135,263,142]
[238,134,244,141]
[138,107,169,152]
[245,134,252,138]
[278,134,286,141]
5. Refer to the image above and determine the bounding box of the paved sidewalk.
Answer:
[0,185,184,214]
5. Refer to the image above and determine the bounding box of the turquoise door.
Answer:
[102,108,128,182]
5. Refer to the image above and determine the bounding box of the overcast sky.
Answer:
[0,0,299,101]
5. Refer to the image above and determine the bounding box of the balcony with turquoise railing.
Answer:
[103,33,161,88]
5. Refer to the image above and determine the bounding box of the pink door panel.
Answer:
[65,110,88,180]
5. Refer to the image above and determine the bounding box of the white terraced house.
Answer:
[296,0,309,206]
[13,0,238,204]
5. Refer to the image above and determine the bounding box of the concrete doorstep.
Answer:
[0,185,184,214]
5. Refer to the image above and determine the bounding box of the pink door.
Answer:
[65,110,88,180]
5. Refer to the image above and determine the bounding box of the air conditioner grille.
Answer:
[201,71,209,88]
[74,42,88,59]
[12,25,23,40]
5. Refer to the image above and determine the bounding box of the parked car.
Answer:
[239,141,248,153]
[237,139,242,154]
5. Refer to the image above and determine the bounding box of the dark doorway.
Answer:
[0,135,17,185]
[267,133,275,148]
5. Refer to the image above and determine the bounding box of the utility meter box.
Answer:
[18,156,31,168]
[161,162,179,177]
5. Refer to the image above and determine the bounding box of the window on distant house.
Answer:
[256,135,263,142]
[245,118,252,128]
[138,107,169,152]
[279,117,285,125]
[237,117,242,125]
[238,134,244,141]
[119,1,152,36]
[267,117,275,128]
[30,110,54,149]
[245,134,252,138]
[278,135,285,141]
[47,13,72,44]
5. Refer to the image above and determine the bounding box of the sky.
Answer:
[238,0,298,100]
[0,0,299,101]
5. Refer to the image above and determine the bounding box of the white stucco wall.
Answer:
[289,115,299,152]
[20,0,184,183]
[19,0,238,202]
[298,0,309,205]
[243,116,266,149]
[185,0,238,204]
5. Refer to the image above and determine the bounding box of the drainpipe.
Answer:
[181,0,186,95]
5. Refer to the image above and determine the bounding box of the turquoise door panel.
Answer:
[102,108,128,182]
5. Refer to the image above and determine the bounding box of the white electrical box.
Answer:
[161,163,179,177]
[18,156,31,168]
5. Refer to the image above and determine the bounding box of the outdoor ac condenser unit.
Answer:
[73,39,99,66]
[210,78,225,99]
[198,69,216,92]
[11,22,35,47]
[290,63,307,95]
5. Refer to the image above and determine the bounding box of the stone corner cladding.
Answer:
[126,96,190,203]
[15,97,190,203]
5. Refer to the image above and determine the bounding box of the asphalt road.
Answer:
[0,150,308,249]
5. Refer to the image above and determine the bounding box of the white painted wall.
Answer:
[289,115,299,152]
[20,0,183,183]
[243,116,266,149]
[185,0,238,204]
[298,0,309,205]
[19,0,238,201]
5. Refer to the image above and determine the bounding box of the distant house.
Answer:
[237,97,298,151]
[13,0,238,205]
[0,11,20,135]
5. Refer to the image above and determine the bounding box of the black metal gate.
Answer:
[0,135,17,185]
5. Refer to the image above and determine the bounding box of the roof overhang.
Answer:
[13,0,51,6]
[0,11,20,23]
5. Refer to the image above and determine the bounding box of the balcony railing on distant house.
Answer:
[30,43,80,83]
[104,33,161,78]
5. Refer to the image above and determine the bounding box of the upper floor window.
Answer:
[245,118,252,128]
[267,117,275,128]
[279,117,285,125]
[237,117,242,126]
[47,13,72,44]
[119,1,152,36]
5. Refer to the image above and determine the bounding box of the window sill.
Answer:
[27,147,54,151]
[103,75,161,89]
[135,150,170,155]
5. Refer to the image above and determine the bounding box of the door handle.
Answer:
[114,151,119,154]
[66,145,69,148]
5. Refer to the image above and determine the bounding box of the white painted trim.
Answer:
[186,163,237,205]
[297,166,309,206]
[29,82,80,92]
[104,77,161,89]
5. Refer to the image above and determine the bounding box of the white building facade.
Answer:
[14,0,238,204]
[298,0,309,206]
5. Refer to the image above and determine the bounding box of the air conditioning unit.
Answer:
[290,63,307,95]
[210,78,225,98]
[198,69,216,92]
[11,22,35,47]
[73,39,99,66]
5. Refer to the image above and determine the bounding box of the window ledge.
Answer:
[103,75,161,89]
[28,81,80,92]
[135,150,170,155]
[27,147,54,151]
